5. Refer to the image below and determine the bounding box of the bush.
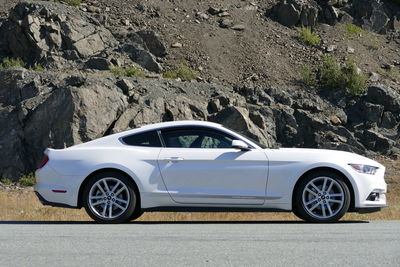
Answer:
[317,56,367,96]
[54,0,81,6]
[109,66,144,78]
[19,173,36,187]
[346,24,365,35]
[298,27,320,46]
[318,56,342,89]
[342,62,367,96]
[33,64,45,72]
[0,57,25,70]
[163,61,198,80]
[300,64,316,87]
[125,67,145,78]
[1,178,13,185]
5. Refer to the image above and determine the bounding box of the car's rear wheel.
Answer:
[294,171,350,223]
[83,171,139,223]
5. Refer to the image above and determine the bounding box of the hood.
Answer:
[266,147,383,168]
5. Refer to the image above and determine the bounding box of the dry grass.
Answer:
[1,158,399,222]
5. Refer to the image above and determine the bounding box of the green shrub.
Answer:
[163,61,198,80]
[109,66,125,76]
[346,24,365,35]
[300,64,316,87]
[109,66,144,78]
[342,62,367,96]
[298,27,320,46]
[1,178,13,185]
[317,56,367,96]
[125,67,145,78]
[0,57,25,70]
[19,173,36,187]
[33,64,45,72]
[54,0,81,6]
[318,56,342,89]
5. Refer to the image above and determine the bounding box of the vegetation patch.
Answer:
[301,56,367,96]
[163,61,199,81]
[298,27,320,46]
[19,174,36,187]
[51,0,81,6]
[300,64,317,87]
[318,56,343,89]
[109,66,145,78]
[33,64,45,72]
[346,23,366,35]
[341,62,367,96]
[0,57,25,70]
[1,178,13,185]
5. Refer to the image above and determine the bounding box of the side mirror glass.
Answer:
[231,140,251,151]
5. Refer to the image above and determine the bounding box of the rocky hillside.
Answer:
[0,0,399,179]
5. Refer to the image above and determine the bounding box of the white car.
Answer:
[35,120,387,223]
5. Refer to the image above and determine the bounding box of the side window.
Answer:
[122,131,161,147]
[161,128,234,148]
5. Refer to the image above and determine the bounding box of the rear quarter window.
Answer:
[121,131,161,147]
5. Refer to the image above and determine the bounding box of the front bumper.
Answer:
[350,165,388,208]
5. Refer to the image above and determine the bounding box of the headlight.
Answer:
[349,164,378,175]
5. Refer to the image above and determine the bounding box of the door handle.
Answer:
[164,157,184,162]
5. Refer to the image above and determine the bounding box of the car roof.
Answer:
[135,120,223,131]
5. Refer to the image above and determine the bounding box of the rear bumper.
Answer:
[35,165,81,207]
[35,191,78,209]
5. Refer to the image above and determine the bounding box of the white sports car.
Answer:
[35,121,387,223]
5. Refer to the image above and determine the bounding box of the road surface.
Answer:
[0,220,399,266]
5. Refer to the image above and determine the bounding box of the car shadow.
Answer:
[0,220,369,225]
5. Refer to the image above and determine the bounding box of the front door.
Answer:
[157,127,269,205]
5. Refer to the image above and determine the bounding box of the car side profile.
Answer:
[35,120,387,223]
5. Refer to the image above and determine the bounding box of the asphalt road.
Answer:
[0,220,399,266]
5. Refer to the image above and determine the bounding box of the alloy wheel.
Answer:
[88,177,132,219]
[302,176,345,219]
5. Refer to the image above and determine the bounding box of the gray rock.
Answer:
[340,12,353,24]
[368,72,380,82]
[84,57,112,70]
[274,2,301,27]
[116,78,134,95]
[271,0,319,27]
[325,6,339,25]
[380,111,398,129]
[196,12,209,20]
[210,106,275,147]
[231,24,246,31]
[208,7,222,15]
[347,47,355,54]
[362,102,384,124]
[326,45,337,52]
[219,18,234,28]
[137,30,167,57]
[366,85,400,113]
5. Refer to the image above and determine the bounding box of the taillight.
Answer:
[37,155,49,169]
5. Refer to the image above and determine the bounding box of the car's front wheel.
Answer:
[294,171,351,223]
[83,171,140,223]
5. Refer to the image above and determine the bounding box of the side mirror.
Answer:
[231,140,251,151]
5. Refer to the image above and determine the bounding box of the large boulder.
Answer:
[0,1,164,72]
[271,0,319,27]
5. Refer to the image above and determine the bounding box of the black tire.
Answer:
[83,171,139,223]
[293,171,351,223]
[129,210,144,221]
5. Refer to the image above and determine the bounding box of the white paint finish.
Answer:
[158,148,268,204]
[35,120,388,216]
